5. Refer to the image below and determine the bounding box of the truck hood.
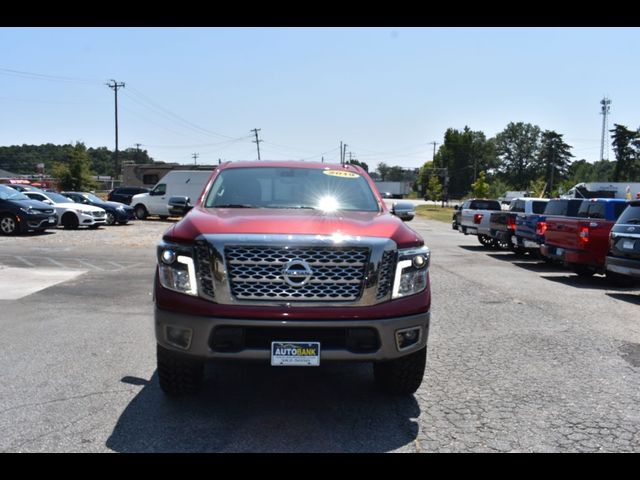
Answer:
[164,207,423,248]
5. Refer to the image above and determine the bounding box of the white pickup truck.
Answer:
[458,198,503,247]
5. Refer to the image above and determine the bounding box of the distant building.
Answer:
[0,168,27,181]
[122,163,218,187]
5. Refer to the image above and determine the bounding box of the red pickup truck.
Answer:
[154,161,431,396]
[540,198,629,277]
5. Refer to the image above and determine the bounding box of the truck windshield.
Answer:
[204,167,380,212]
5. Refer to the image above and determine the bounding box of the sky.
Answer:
[1,27,639,171]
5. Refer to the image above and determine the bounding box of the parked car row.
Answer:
[455,196,640,287]
[0,184,134,235]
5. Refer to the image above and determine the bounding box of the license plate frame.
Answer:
[271,341,320,366]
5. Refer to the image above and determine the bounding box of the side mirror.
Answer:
[168,196,193,217]
[391,201,415,222]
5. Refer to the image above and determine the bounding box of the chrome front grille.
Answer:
[225,246,369,301]
[376,250,396,299]
[194,241,215,299]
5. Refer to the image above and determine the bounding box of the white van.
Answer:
[131,170,214,219]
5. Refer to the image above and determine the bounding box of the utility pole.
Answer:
[600,97,611,161]
[348,151,353,163]
[429,141,438,161]
[342,143,348,165]
[192,153,199,165]
[339,141,343,164]
[134,143,142,164]
[106,79,125,179]
[251,128,262,161]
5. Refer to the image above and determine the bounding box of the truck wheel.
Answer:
[373,347,427,395]
[496,238,511,250]
[157,344,204,396]
[572,265,595,277]
[134,205,148,220]
[0,214,19,235]
[477,234,495,248]
[606,270,640,287]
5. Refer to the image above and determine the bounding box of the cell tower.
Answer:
[600,97,611,161]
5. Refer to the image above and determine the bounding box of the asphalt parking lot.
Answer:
[0,218,639,452]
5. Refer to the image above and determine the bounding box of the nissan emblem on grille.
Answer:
[282,259,313,287]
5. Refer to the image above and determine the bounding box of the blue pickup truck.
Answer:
[513,199,583,257]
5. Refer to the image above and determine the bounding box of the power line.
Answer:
[192,153,199,165]
[0,66,103,85]
[125,86,239,141]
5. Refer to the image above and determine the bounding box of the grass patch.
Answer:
[415,205,455,223]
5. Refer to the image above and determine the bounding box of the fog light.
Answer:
[395,326,421,351]
[165,325,193,350]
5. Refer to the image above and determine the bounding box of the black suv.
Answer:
[605,200,640,286]
[62,191,135,225]
[107,186,149,205]
[0,184,58,235]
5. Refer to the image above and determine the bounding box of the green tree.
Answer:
[470,171,490,198]
[537,130,573,193]
[376,162,391,181]
[487,177,514,200]
[611,124,639,181]
[528,177,547,198]
[494,122,542,189]
[55,143,96,191]
[424,175,443,202]
[346,159,369,172]
[435,126,497,198]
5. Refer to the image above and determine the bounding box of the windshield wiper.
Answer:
[623,218,640,224]
[213,204,256,208]
[265,205,317,210]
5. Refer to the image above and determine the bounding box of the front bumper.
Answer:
[155,306,430,362]
[606,256,640,279]
[23,214,58,231]
[114,208,135,222]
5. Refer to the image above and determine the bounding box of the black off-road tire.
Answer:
[478,234,496,248]
[571,264,596,277]
[606,270,640,287]
[373,347,427,395]
[157,344,204,396]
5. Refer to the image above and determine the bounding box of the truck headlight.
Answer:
[392,246,430,299]
[157,241,198,296]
